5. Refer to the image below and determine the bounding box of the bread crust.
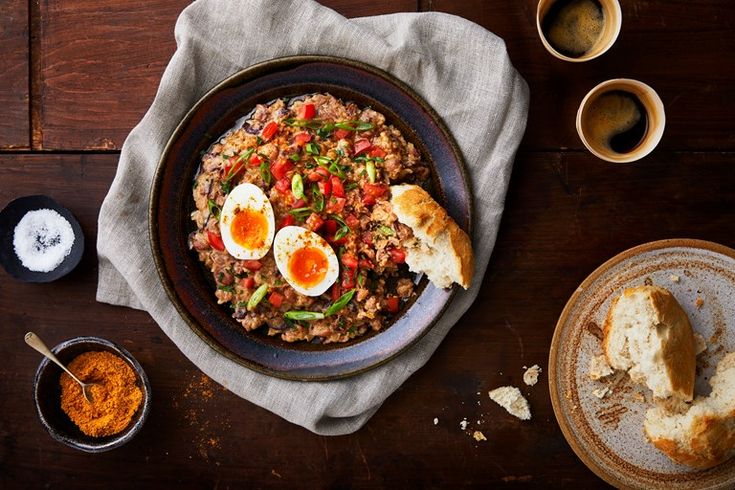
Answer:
[647,409,735,469]
[389,185,474,289]
[602,285,696,401]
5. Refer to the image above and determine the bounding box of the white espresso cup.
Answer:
[536,0,622,62]
[576,79,666,163]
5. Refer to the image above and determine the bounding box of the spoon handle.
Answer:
[24,332,85,386]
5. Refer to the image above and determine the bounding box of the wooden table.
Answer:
[1,1,733,487]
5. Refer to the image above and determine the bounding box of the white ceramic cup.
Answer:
[576,78,666,163]
[536,0,622,62]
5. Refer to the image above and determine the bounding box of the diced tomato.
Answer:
[341,269,356,290]
[359,258,374,270]
[333,128,351,140]
[331,176,345,197]
[307,166,330,182]
[268,292,283,308]
[386,296,400,313]
[328,234,348,246]
[270,158,294,181]
[363,183,388,199]
[345,214,359,228]
[362,232,373,246]
[279,214,296,229]
[369,147,386,158]
[240,277,255,289]
[341,253,358,269]
[299,103,316,120]
[331,284,340,302]
[292,199,306,209]
[325,196,346,213]
[244,260,262,271]
[224,157,244,180]
[361,194,376,206]
[354,138,372,155]
[306,213,325,232]
[261,121,278,141]
[275,177,291,193]
[249,153,263,167]
[207,231,225,251]
[389,248,406,264]
[318,179,332,197]
[323,219,339,235]
[294,132,311,146]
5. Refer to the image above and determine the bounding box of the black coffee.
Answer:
[542,0,605,58]
[585,91,649,154]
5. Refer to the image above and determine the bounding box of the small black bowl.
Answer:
[0,195,84,282]
[33,336,151,453]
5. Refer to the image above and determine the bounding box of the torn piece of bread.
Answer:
[389,184,474,289]
[603,285,696,401]
[589,354,614,380]
[489,386,531,420]
[523,365,541,386]
[644,352,735,469]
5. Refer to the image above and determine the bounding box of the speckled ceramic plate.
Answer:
[150,56,471,381]
[549,239,735,489]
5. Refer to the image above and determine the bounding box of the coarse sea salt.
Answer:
[13,208,74,272]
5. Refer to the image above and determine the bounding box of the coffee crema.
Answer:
[542,0,605,57]
[583,91,649,154]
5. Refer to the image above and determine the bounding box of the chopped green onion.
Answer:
[217,284,235,293]
[314,155,332,166]
[289,153,300,162]
[334,120,374,131]
[334,226,350,241]
[311,185,325,212]
[284,118,324,130]
[284,311,325,321]
[377,225,394,236]
[207,199,221,219]
[259,160,272,186]
[345,182,359,191]
[305,142,320,155]
[328,162,346,179]
[289,207,313,220]
[328,214,348,227]
[291,173,304,200]
[316,124,334,139]
[325,289,356,316]
[247,284,269,311]
[357,273,366,287]
[366,161,376,183]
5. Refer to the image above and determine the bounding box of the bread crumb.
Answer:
[589,354,614,380]
[693,333,707,355]
[695,297,704,309]
[433,417,438,425]
[473,431,487,442]
[669,274,680,283]
[459,418,468,430]
[523,364,542,386]
[488,386,531,420]
[592,386,609,399]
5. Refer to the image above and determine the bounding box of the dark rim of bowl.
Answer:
[149,54,473,381]
[33,336,152,453]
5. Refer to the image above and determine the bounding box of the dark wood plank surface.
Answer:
[2,0,735,487]
[0,0,29,149]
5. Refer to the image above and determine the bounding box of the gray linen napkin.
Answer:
[96,0,528,435]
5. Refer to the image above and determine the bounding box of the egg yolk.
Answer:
[288,247,328,288]
[230,208,268,250]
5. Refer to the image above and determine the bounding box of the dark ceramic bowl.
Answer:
[0,195,84,282]
[150,55,473,380]
[33,336,151,452]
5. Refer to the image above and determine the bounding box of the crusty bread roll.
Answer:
[644,352,735,469]
[603,285,696,401]
[389,185,473,289]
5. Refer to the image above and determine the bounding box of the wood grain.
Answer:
[2,151,734,487]
[0,0,29,149]
[34,0,417,151]
[423,0,735,151]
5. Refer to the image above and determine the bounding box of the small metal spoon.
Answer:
[25,332,95,403]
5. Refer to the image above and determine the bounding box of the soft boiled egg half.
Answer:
[274,226,339,297]
[219,183,275,260]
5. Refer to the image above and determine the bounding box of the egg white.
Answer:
[273,226,339,297]
[219,183,275,260]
